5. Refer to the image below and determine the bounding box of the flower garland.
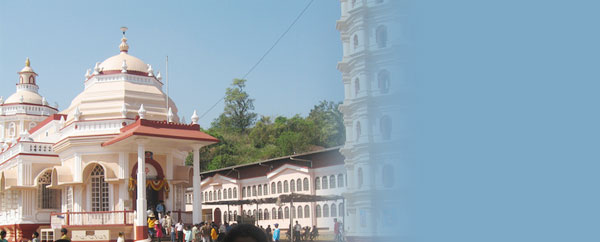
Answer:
[129,178,170,198]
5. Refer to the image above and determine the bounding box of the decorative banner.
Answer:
[129,178,170,198]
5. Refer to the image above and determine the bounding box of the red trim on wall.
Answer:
[28,114,67,134]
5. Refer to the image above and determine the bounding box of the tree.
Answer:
[308,100,345,147]
[212,79,257,133]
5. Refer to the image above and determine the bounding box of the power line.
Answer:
[198,0,315,121]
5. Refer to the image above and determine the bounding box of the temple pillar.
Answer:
[135,139,148,240]
[192,144,202,224]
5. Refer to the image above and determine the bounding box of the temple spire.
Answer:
[119,27,129,53]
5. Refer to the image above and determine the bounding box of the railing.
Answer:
[171,210,193,225]
[0,141,56,165]
[50,210,135,226]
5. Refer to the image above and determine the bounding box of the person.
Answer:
[225,223,232,233]
[272,224,280,242]
[310,226,318,241]
[184,225,193,242]
[171,221,177,242]
[156,201,166,215]
[164,212,173,238]
[31,231,40,242]
[176,220,185,242]
[210,225,218,242]
[148,213,157,239]
[293,221,301,242]
[156,219,164,242]
[61,228,70,241]
[117,232,125,242]
[218,223,227,241]
[0,230,7,242]
[192,223,198,242]
[202,222,211,242]
[265,225,272,242]
[222,224,268,242]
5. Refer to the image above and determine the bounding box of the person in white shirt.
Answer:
[176,220,184,242]
[293,221,302,242]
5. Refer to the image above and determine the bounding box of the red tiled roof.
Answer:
[101,118,219,146]
[28,114,67,134]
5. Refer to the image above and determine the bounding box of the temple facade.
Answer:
[0,32,217,242]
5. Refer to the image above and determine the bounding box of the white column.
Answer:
[135,140,147,227]
[165,152,174,211]
[192,144,202,224]
[118,152,129,210]
[74,153,82,182]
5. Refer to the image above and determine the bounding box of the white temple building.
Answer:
[0,32,218,242]
[337,0,406,241]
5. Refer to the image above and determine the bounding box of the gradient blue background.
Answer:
[413,0,600,241]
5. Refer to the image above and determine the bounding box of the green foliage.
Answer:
[192,79,345,171]
[212,79,257,133]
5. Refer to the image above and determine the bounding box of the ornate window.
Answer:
[284,206,290,219]
[323,204,329,217]
[277,181,282,194]
[278,207,283,219]
[303,178,309,191]
[263,184,268,195]
[234,211,238,221]
[357,168,364,188]
[38,170,60,209]
[376,25,388,48]
[378,70,390,94]
[233,188,237,198]
[252,185,257,196]
[331,203,337,217]
[322,176,328,189]
[339,203,344,217]
[382,164,395,188]
[90,165,109,211]
[258,185,262,196]
[315,177,320,190]
[338,174,344,188]
[297,206,303,218]
[228,188,232,199]
[296,178,302,191]
[271,182,276,194]
[304,205,310,218]
[330,175,336,189]
[290,179,295,192]
[315,205,322,218]
[264,209,269,220]
[258,209,263,220]
[66,186,73,212]
[242,187,246,198]
[284,180,289,193]
[9,122,16,137]
[272,208,277,219]
[380,115,392,140]
[209,191,213,201]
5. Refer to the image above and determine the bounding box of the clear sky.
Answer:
[0,0,343,128]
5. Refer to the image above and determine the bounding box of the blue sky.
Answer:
[0,0,343,128]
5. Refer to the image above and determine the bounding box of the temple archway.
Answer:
[131,151,167,212]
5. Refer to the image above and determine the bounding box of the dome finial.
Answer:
[119,27,129,53]
[25,57,30,67]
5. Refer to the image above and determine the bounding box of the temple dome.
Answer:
[5,90,43,104]
[99,52,149,73]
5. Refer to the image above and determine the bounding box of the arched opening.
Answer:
[130,151,166,212]
[378,70,391,94]
[214,208,222,225]
[376,25,388,48]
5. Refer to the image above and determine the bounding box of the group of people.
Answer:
[0,228,71,242]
